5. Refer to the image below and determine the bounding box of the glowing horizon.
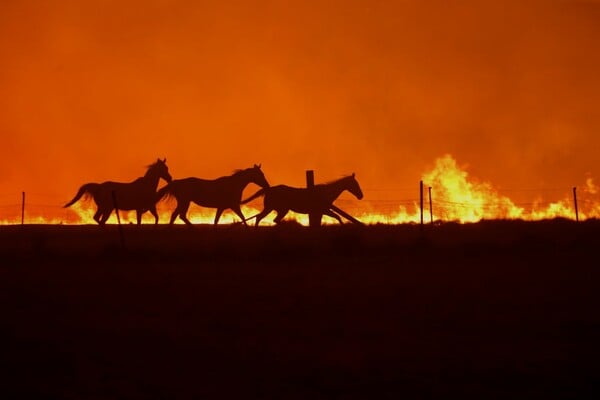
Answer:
[1,154,597,226]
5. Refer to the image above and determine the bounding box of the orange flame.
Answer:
[1,155,598,225]
[338,154,599,224]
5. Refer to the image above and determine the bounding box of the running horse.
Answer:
[241,174,363,226]
[156,164,270,225]
[64,158,172,225]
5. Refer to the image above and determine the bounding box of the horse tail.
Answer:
[241,188,266,204]
[64,183,98,208]
[156,183,174,202]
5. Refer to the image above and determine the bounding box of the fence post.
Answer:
[573,187,579,222]
[21,191,25,225]
[428,186,433,224]
[419,180,424,226]
[306,170,322,227]
[111,190,126,248]
[306,170,314,188]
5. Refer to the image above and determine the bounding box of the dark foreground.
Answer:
[1,220,599,399]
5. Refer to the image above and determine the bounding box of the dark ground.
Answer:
[1,220,599,399]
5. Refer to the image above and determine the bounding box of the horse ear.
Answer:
[352,172,355,177]
[163,158,167,163]
[258,163,261,169]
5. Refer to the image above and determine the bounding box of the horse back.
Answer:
[167,177,241,207]
[94,180,156,210]
[266,185,330,213]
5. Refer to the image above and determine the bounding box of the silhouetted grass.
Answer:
[1,220,599,398]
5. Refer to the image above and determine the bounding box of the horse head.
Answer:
[347,173,363,200]
[150,158,173,183]
[250,164,270,188]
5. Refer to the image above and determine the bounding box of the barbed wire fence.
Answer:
[0,180,596,225]
[341,182,598,225]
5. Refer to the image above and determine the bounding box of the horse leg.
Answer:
[214,208,224,225]
[324,209,343,224]
[178,202,192,225]
[136,210,143,225]
[253,207,273,227]
[169,206,178,225]
[149,206,159,225]
[273,209,290,225]
[229,206,247,226]
[93,208,103,224]
[99,208,113,225]
[168,199,184,225]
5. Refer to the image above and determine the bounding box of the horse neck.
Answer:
[231,170,255,190]
[142,169,162,189]
[321,178,350,200]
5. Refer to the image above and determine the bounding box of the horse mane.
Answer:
[146,160,160,170]
[144,159,169,178]
[319,174,354,186]
[231,167,254,176]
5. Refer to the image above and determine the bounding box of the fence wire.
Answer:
[0,185,597,224]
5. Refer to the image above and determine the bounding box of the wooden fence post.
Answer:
[573,186,579,222]
[21,191,25,225]
[419,180,424,226]
[306,170,314,188]
[306,170,322,227]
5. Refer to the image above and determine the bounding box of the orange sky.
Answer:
[1,0,599,221]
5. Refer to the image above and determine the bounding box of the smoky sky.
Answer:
[1,0,599,204]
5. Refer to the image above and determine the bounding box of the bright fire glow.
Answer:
[1,155,598,225]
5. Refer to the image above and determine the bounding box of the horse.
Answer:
[64,158,172,225]
[156,164,270,225]
[241,173,363,226]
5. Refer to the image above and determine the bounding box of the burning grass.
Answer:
[2,155,599,226]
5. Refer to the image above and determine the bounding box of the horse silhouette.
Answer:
[64,158,172,225]
[242,174,363,226]
[156,164,269,225]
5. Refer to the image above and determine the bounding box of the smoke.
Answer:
[0,0,599,205]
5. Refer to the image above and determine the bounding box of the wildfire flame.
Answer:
[1,154,599,225]
[345,154,599,224]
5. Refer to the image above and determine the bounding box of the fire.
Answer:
[421,155,525,222]
[335,154,600,224]
[1,155,599,225]
[0,196,290,226]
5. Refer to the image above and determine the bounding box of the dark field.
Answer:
[1,220,599,399]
